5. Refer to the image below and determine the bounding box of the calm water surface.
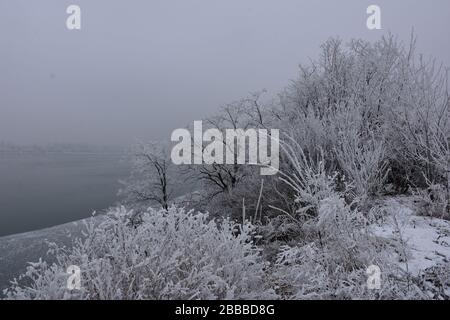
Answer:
[0,152,130,237]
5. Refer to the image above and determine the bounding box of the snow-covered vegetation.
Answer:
[4,207,277,300]
[4,35,449,299]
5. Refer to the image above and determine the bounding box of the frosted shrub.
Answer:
[271,195,423,299]
[272,243,424,300]
[271,195,371,298]
[334,129,389,203]
[5,206,277,300]
[272,243,377,299]
[418,263,450,299]
[277,137,338,220]
[315,195,376,268]
[413,183,449,220]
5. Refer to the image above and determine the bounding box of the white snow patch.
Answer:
[371,197,450,276]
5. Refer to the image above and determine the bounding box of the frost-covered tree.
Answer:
[182,92,282,220]
[119,142,174,210]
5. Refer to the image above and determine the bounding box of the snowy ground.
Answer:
[371,197,450,276]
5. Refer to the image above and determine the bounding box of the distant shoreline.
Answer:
[0,150,125,156]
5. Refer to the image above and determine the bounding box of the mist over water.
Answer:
[0,152,130,237]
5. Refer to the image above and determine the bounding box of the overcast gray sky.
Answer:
[1,0,449,146]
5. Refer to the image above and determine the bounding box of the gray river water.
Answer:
[0,152,130,237]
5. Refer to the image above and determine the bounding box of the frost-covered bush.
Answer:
[413,184,449,220]
[272,243,378,299]
[267,135,428,299]
[417,263,450,299]
[272,242,427,300]
[274,35,448,196]
[270,195,427,299]
[277,138,339,220]
[334,130,390,202]
[4,206,277,300]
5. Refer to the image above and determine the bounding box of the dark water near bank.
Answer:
[0,152,130,237]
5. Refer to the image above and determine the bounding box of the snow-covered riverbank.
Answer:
[1,196,449,299]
